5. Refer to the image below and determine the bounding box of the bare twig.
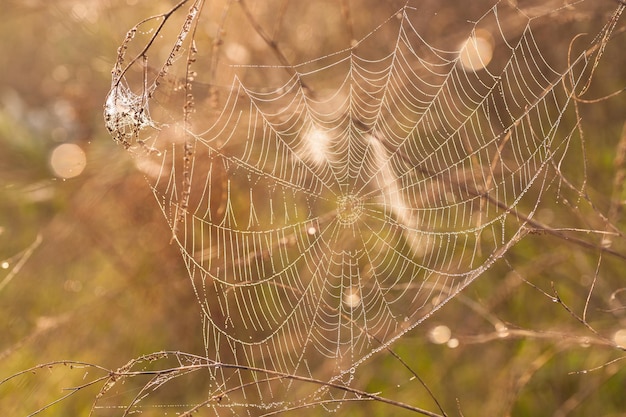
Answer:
[0,233,42,293]
[237,0,314,96]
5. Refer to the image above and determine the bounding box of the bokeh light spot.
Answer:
[613,329,626,348]
[49,143,87,179]
[429,325,452,344]
[447,338,459,349]
[343,288,361,308]
[459,29,494,72]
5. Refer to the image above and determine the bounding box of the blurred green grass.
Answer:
[0,1,204,414]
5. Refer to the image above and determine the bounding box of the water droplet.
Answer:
[1,261,9,270]
[580,337,591,348]
[495,323,509,338]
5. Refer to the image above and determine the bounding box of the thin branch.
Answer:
[237,0,313,96]
[0,233,42,293]
[82,351,446,417]
[112,0,192,86]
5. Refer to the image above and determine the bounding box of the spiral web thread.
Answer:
[103,0,624,414]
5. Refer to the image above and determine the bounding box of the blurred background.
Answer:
[1,0,626,416]
[0,1,203,414]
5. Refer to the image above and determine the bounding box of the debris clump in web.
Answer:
[104,82,154,149]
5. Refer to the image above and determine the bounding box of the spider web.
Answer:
[103,0,624,414]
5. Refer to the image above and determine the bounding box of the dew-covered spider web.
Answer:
[103,0,624,414]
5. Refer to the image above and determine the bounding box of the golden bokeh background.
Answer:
[1,1,626,415]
